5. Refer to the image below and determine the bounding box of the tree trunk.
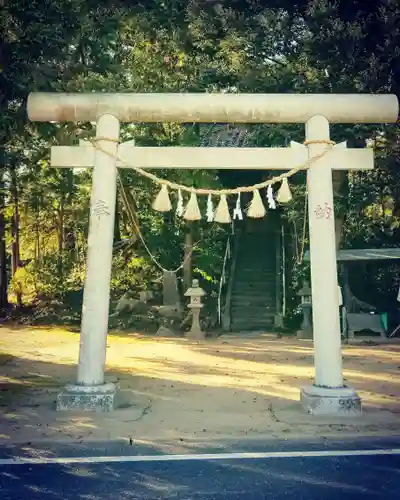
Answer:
[121,185,139,244]
[335,217,344,251]
[35,218,41,262]
[183,223,193,290]
[57,195,65,276]
[0,166,8,315]
[114,195,121,243]
[332,170,348,251]
[10,164,22,307]
[10,166,20,274]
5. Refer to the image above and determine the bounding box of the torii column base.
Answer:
[300,385,361,417]
[56,382,117,412]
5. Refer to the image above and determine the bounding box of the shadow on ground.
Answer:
[1,325,400,448]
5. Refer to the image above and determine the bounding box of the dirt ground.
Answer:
[0,325,399,450]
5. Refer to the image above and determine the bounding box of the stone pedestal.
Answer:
[300,384,361,417]
[274,314,284,328]
[57,382,117,412]
[187,306,206,340]
[184,279,206,340]
[297,304,313,339]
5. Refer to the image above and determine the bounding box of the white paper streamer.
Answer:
[206,194,214,222]
[176,189,184,216]
[233,193,243,220]
[267,185,276,209]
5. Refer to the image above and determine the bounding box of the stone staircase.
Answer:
[228,225,279,332]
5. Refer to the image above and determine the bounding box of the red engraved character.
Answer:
[314,203,332,219]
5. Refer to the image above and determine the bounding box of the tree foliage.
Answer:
[0,0,398,324]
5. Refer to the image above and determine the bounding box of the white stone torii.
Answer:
[27,92,398,415]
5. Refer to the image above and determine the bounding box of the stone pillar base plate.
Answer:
[300,384,361,416]
[186,330,206,340]
[56,382,117,412]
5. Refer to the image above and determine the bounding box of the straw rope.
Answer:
[91,137,336,195]
[92,136,334,269]
[116,170,202,273]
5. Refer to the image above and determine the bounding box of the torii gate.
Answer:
[27,92,398,415]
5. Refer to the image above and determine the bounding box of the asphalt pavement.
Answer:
[1,437,400,499]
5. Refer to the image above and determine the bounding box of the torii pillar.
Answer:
[27,93,398,414]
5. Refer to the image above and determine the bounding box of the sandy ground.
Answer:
[0,325,399,450]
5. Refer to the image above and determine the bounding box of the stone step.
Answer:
[237,244,275,251]
[231,311,276,318]
[231,309,276,318]
[233,285,275,292]
[234,273,276,281]
[239,236,276,240]
[231,307,276,314]
[235,262,276,268]
[236,266,276,272]
[238,239,276,245]
[230,325,274,332]
[236,255,275,261]
[231,301,275,308]
[236,253,275,259]
[231,308,276,317]
[231,288,275,296]
[231,297,275,306]
[238,246,275,250]
[231,314,275,327]
[233,277,276,284]
[233,277,276,285]
[231,296,275,305]
[235,266,275,272]
[230,319,275,331]
[231,298,276,306]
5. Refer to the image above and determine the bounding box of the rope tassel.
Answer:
[277,178,293,203]
[214,194,231,224]
[184,192,201,221]
[247,189,266,218]
[152,185,172,212]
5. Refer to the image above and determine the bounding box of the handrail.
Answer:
[281,224,286,318]
[217,220,235,327]
[222,226,240,331]
[217,219,235,326]
[217,236,231,325]
[274,223,286,328]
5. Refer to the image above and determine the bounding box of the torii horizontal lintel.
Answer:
[50,144,374,171]
[28,92,399,124]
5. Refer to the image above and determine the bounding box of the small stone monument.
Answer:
[297,281,313,339]
[184,279,206,339]
[157,270,182,320]
[162,271,181,307]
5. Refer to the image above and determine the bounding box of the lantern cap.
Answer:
[184,279,206,297]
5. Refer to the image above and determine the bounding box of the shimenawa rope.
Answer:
[92,136,335,269]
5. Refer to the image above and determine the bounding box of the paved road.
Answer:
[1,437,400,499]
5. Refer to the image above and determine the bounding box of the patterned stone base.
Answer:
[56,382,117,412]
[300,384,362,416]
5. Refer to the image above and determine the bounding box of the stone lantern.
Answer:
[184,279,206,339]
